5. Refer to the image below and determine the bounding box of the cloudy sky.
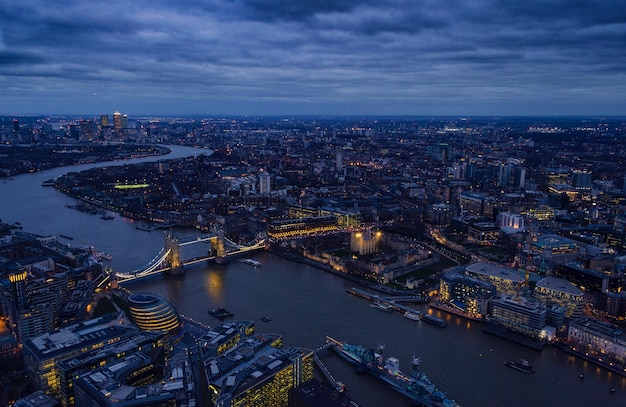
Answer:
[1,0,625,116]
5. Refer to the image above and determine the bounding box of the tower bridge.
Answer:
[100,232,266,285]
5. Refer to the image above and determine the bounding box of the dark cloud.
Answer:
[0,50,44,66]
[236,0,375,21]
[0,0,624,115]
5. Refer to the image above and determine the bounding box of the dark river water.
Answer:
[1,145,624,407]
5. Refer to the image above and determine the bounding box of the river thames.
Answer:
[1,145,625,407]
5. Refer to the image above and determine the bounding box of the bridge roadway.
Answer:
[103,235,266,285]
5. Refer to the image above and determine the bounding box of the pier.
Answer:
[347,287,446,327]
[313,342,346,392]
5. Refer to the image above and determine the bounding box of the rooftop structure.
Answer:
[13,390,60,407]
[465,262,524,295]
[204,334,314,407]
[199,320,255,357]
[22,312,138,399]
[531,234,580,260]
[73,349,187,407]
[55,331,164,407]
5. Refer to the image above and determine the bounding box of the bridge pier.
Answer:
[165,232,185,276]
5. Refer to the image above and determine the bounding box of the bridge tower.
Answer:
[209,235,226,263]
[208,222,226,263]
[164,232,184,275]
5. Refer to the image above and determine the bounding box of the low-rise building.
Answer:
[568,317,626,369]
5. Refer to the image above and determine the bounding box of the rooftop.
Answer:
[536,276,583,296]
[466,262,524,283]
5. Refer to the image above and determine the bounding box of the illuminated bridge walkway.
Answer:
[105,233,265,285]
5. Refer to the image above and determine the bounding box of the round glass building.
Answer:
[128,293,181,334]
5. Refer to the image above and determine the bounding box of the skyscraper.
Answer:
[336,146,343,171]
[113,111,122,130]
[9,269,28,311]
[99,114,109,128]
[259,172,271,196]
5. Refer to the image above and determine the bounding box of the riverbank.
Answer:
[267,244,423,297]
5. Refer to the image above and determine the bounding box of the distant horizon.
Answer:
[2,112,626,120]
[1,1,624,117]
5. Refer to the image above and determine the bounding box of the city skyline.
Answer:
[1,1,625,117]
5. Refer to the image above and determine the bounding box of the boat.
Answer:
[136,224,159,232]
[239,258,261,267]
[101,214,114,220]
[41,178,57,186]
[261,316,272,322]
[421,314,447,327]
[326,336,460,407]
[504,359,534,374]
[96,252,113,261]
[59,234,74,240]
[404,311,422,321]
[370,301,393,312]
[209,307,234,320]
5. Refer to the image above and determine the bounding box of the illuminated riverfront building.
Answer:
[465,262,524,296]
[567,317,626,368]
[350,228,381,255]
[267,216,338,238]
[490,295,547,340]
[533,276,584,319]
[439,272,496,319]
[22,313,139,401]
[127,293,181,334]
[205,334,314,407]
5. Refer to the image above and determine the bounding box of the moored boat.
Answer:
[421,314,447,327]
[370,301,393,312]
[326,336,460,407]
[404,311,422,321]
[96,252,113,261]
[504,359,534,374]
[41,178,57,186]
[209,307,234,320]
